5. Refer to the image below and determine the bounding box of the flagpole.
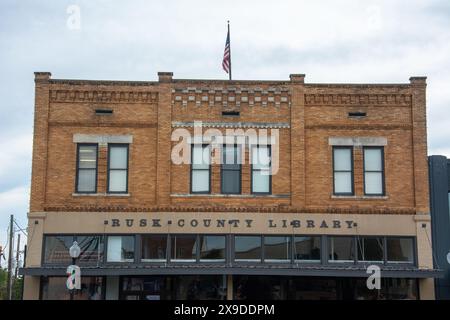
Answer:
[228,20,232,81]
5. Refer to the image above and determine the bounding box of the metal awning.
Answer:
[19,264,444,278]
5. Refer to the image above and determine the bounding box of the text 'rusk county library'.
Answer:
[20,71,442,300]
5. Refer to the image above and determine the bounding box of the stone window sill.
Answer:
[331,195,388,200]
[171,193,290,198]
[72,193,131,197]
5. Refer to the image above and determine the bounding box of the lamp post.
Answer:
[68,241,81,300]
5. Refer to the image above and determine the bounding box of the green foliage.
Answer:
[0,268,23,300]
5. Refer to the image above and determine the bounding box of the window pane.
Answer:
[223,145,237,165]
[192,170,209,192]
[222,170,240,194]
[334,172,352,194]
[44,236,73,264]
[333,148,351,171]
[107,236,135,262]
[110,146,128,169]
[252,170,270,193]
[264,236,290,261]
[357,237,384,262]
[77,169,96,192]
[141,235,167,261]
[294,236,321,261]
[386,238,414,263]
[77,236,104,265]
[364,148,382,171]
[235,236,261,261]
[199,235,226,260]
[252,146,270,169]
[109,170,127,192]
[328,237,355,262]
[171,235,197,260]
[192,145,210,169]
[78,145,97,169]
[223,145,241,168]
[365,172,383,194]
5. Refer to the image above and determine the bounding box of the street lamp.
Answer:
[69,241,81,260]
[67,241,81,300]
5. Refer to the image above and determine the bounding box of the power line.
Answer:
[13,219,27,237]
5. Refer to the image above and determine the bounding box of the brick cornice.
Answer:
[48,121,157,128]
[42,205,416,215]
[49,89,158,103]
[304,94,412,106]
[305,124,412,130]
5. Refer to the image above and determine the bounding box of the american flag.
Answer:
[222,27,231,76]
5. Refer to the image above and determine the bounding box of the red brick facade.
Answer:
[24,71,435,300]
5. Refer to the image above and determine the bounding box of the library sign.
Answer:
[104,217,357,231]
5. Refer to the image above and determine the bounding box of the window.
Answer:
[199,235,226,261]
[141,235,167,262]
[77,235,104,265]
[221,145,241,194]
[264,236,290,262]
[293,236,321,262]
[41,277,104,300]
[43,235,73,265]
[170,235,197,261]
[333,147,353,195]
[106,236,135,262]
[108,144,129,193]
[364,147,385,195]
[386,238,414,263]
[191,145,210,193]
[76,144,97,193]
[357,237,384,263]
[251,145,271,194]
[328,236,355,262]
[234,236,261,262]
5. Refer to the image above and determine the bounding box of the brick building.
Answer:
[20,71,441,299]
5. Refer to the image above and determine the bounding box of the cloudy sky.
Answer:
[0,0,449,266]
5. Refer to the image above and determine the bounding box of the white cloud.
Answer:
[0,132,32,188]
[0,185,29,268]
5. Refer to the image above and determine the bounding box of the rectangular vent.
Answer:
[222,111,240,117]
[95,109,113,115]
[348,112,366,118]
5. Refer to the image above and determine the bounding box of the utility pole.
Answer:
[6,214,14,300]
[15,233,21,279]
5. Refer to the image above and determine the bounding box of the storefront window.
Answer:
[77,235,104,265]
[381,278,418,300]
[264,236,290,262]
[287,277,337,300]
[386,238,414,263]
[171,275,227,300]
[141,235,167,262]
[293,236,321,262]
[328,236,355,262]
[199,235,226,261]
[121,276,167,300]
[106,236,135,262]
[41,277,104,300]
[357,237,384,263]
[43,235,74,265]
[171,235,197,261]
[234,236,261,262]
